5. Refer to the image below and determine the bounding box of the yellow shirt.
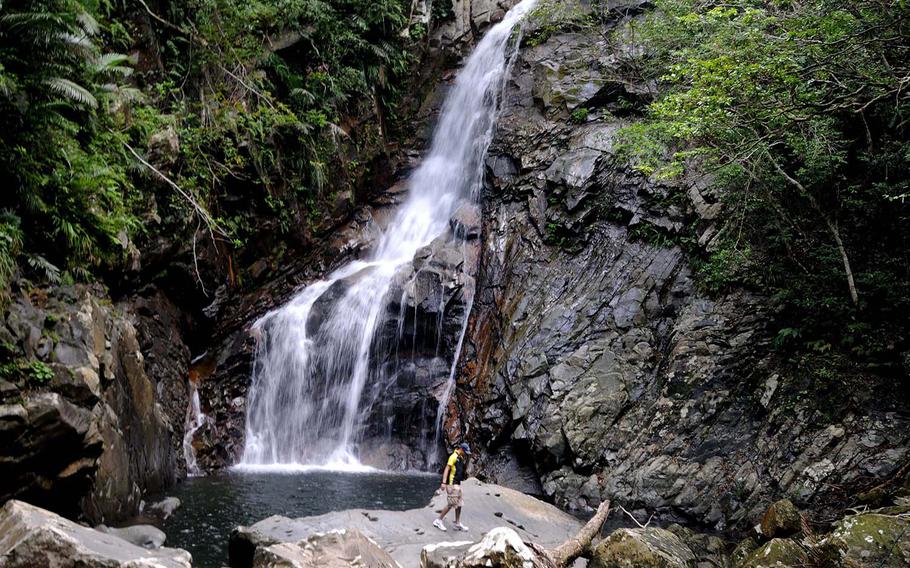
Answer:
[446,451,463,485]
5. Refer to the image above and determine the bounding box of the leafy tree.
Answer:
[618,0,910,366]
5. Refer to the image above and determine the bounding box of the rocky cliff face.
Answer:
[446,0,910,531]
[0,285,179,523]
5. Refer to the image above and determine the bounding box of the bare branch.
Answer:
[122,141,229,240]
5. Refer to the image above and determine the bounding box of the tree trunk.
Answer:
[543,500,611,567]
[769,158,860,307]
[824,218,860,307]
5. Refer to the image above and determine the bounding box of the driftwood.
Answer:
[524,500,611,568]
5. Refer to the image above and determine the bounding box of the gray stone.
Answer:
[95,524,167,549]
[590,528,696,568]
[231,479,582,568]
[253,529,399,568]
[148,126,180,165]
[450,203,482,240]
[421,540,475,568]
[0,500,191,568]
[144,496,182,521]
[0,379,20,401]
[458,527,545,568]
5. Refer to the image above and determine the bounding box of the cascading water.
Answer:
[239,0,537,470]
[183,379,206,476]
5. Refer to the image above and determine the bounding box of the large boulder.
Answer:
[821,513,910,568]
[759,500,802,538]
[458,527,544,568]
[252,529,399,568]
[590,527,696,568]
[0,500,191,568]
[95,524,167,550]
[421,541,475,568]
[736,539,807,568]
[0,392,102,517]
[0,285,180,523]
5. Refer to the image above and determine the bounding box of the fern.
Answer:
[45,77,97,107]
[26,254,61,285]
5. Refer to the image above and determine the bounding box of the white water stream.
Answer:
[183,379,206,476]
[239,0,536,470]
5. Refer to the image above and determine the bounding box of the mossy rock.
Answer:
[736,538,807,568]
[760,499,801,538]
[666,523,730,568]
[822,513,910,568]
[730,537,758,565]
[590,527,696,568]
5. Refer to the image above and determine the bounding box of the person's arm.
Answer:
[440,465,450,489]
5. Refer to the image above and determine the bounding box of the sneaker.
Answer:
[432,519,447,532]
[453,523,469,531]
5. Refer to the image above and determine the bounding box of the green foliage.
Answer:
[0,0,143,283]
[0,212,23,296]
[0,0,419,294]
[133,0,415,246]
[0,358,54,385]
[569,107,589,124]
[525,0,595,47]
[620,0,910,368]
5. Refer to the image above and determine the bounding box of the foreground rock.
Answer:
[0,500,191,567]
[253,529,399,568]
[230,478,583,567]
[590,527,695,568]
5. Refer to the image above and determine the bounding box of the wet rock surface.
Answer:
[447,1,910,532]
[0,499,191,568]
[229,478,583,568]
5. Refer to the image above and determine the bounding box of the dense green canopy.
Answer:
[618,0,910,372]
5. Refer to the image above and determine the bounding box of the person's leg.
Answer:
[437,504,451,520]
[454,506,462,524]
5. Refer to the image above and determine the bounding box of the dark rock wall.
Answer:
[450,5,910,531]
[0,285,181,523]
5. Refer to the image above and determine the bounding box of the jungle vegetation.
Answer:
[0,0,416,294]
[616,0,910,376]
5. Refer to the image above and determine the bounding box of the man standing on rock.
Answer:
[433,442,471,532]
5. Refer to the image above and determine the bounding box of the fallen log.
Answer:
[524,500,611,567]
[550,500,612,566]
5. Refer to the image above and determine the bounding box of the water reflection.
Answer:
[160,470,437,568]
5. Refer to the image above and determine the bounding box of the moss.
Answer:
[739,538,807,568]
[823,513,910,568]
[591,528,694,568]
[731,537,758,565]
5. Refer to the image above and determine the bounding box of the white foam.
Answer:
[230,461,378,475]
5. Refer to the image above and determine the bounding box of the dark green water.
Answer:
[160,470,438,568]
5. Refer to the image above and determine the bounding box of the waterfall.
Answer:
[239,0,537,470]
[183,379,206,476]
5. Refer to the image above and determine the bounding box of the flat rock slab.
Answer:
[231,478,583,567]
[0,499,191,567]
